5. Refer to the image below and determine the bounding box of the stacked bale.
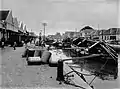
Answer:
[41,51,52,64]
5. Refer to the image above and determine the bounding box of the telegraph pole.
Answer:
[39,30,42,46]
[42,22,47,41]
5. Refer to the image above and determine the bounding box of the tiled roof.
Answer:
[0,10,9,20]
[13,18,19,27]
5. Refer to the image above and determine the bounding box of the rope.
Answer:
[65,53,109,88]
[67,66,94,76]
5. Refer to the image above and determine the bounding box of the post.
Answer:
[56,59,64,82]
[39,30,42,46]
[42,22,47,42]
[102,30,103,40]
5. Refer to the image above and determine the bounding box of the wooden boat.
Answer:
[106,41,120,53]
[64,61,93,89]
[69,39,118,66]
[50,49,93,89]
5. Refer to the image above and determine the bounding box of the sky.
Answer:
[1,0,119,35]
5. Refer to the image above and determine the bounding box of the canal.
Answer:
[62,49,120,89]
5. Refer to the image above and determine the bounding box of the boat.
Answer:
[106,40,120,53]
[62,37,72,48]
[65,38,118,66]
[49,49,94,89]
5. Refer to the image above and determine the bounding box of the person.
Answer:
[41,40,45,47]
[24,39,28,48]
[1,37,5,49]
[1,41,5,48]
[13,42,17,50]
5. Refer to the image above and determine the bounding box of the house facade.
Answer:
[91,28,120,41]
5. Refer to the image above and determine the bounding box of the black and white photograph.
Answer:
[0,0,120,89]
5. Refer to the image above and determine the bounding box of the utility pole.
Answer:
[39,30,42,45]
[42,22,47,41]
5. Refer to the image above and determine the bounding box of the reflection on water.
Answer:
[62,49,118,81]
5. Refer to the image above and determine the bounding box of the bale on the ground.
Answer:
[22,48,28,57]
[27,49,35,57]
[41,51,52,63]
[34,50,42,57]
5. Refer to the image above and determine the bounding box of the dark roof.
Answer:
[81,26,94,31]
[0,10,9,20]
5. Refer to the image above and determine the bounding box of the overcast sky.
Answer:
[1,0,119,35]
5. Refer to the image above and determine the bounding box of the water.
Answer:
[62,49,120,89]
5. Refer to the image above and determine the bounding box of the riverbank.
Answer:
[1,46,79,89]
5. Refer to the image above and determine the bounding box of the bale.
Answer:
[34,50,42,57]
[27,49,35,57]
[22,49,28,57]
[41,51,52,63]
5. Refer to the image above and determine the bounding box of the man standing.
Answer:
[1,41,5,48]
[1,37,5,49]
[13,42,17,50]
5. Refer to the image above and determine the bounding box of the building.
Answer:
[91,30,101,40]
[47,32,62,41]
[0,10,19,45]
[0,10,37,46]
[80,26,95,39]
[0,10,10,42]
[62,31,81,39]
[91,28,120,41]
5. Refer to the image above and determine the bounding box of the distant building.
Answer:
[91,28,120,41]
[80,26,95,39]
[91,30,101,40]
[47,32,62,41]
[47,35,55,40]
[63,31,80,39]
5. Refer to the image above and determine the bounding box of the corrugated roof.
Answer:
[0,10,9,20]
[13,18,19,27]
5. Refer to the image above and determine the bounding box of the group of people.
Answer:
[0,38,46,50]
[1,41,17,50]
